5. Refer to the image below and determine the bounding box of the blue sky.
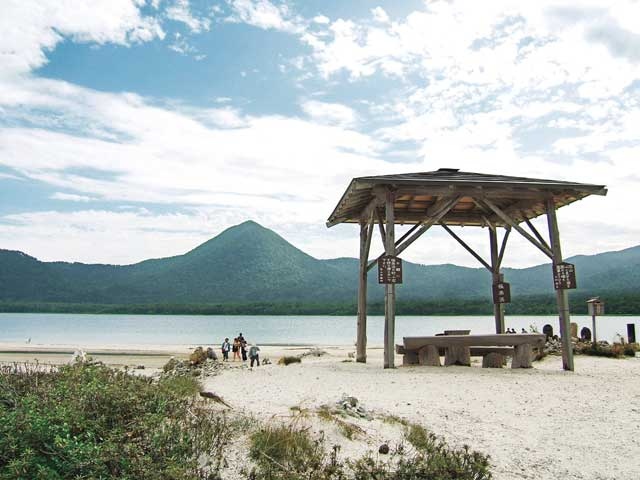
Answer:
[0,0,639,267]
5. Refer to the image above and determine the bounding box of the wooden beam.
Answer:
[384,190,396,369]
[497,226,510,269]
[365,195,461,271]
[376,208,386,247]
[524,217,552,253]
[489,226,505,334]
[366,223,422,272]
[359,196,381,222]
[356,213,374,363]
[395,195,462,256]
[440,224,492,271]
[392,186,550,200]
[546,198,574,372]
[481,198,554,259]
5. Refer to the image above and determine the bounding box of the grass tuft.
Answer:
[278,356,301,366]
[316,405,365,440]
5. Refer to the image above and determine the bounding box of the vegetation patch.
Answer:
[0,362,229,479]
[247,420,492,480]
[247,423,343,480]
[278,356,301,366]
[379,413,410,427]
[575,342,639,358]
[316,405,365,440]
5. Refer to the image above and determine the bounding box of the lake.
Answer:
[0,313,637,346]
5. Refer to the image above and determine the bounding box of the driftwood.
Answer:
[199,391,232,408]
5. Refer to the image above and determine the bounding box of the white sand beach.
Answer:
[2,342,639,479]
[206,349,640,480]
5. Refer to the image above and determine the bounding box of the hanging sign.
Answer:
[587,301,605,316]
[378,255,403,284]
[553,262,577,290]
[492,282,511,304]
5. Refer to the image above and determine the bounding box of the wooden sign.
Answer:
[587,301,605,316]
[492,282,511,304]
[553,262,577,290]
[378,256,403,284]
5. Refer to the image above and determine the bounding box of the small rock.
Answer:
[378,444,390,455]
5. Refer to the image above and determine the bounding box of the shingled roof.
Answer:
[327,169,607,228]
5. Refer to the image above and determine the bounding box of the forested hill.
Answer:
[0,220,639,308]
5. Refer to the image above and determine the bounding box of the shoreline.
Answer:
[0,342,366,368]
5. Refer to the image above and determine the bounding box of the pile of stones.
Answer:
[336,395,370,419]
[162,346,226,378]
[300,347,328,358]
[543,337,563,355]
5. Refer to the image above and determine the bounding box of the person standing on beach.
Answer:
[249,343,261,367]
[232,337,241,361]
[239,332,248,362]
[221,338,231,361]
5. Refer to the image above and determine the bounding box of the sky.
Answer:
[0,0,638,269]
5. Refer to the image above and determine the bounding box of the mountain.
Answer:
[1,220,639,307]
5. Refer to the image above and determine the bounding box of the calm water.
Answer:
[0,313,637,346]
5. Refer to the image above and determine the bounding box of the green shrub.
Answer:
[248,423,344,480]
[624,343,639,357]
[246,420,492,480]
[575,342,629,358]
[0,363,228,480]
[277,356,301,366]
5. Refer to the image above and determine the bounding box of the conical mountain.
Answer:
[122,220,356,303]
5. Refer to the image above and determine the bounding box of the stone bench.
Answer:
[398,334,545,368]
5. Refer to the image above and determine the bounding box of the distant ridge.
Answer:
[1,221,639,308]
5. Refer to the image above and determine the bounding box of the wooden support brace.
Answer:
[441,223,492,271]
[524,217,552,253]
[376,208,386,247]
[481,198,554,259]
[497,226,511,269]
[366,195,461,271]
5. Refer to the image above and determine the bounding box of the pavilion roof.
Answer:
[327,168,607,228]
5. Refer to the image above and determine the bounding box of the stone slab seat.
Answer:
[401,334,545,369]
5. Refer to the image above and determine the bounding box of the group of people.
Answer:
[220,332,261,367]
[505,328,528,334]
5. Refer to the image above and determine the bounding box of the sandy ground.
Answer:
[204,349,640,480]
[2,342,639,479]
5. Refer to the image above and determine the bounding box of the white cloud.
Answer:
[313,15,330,25]
[0,76,389,219]
[51,192,96,202]
[226,0,304,33]
[371,7,389,24]
[0,0,164,78]
[301,100,357,127]
[166,0,211,33]
[0,209,219,264]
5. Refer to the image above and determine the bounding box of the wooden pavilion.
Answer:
[326,169,607,371]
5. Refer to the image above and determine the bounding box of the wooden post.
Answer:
[357,216,373,363]
[546,198,574,371]
[383,190,396,369]
[489,227,505,333]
